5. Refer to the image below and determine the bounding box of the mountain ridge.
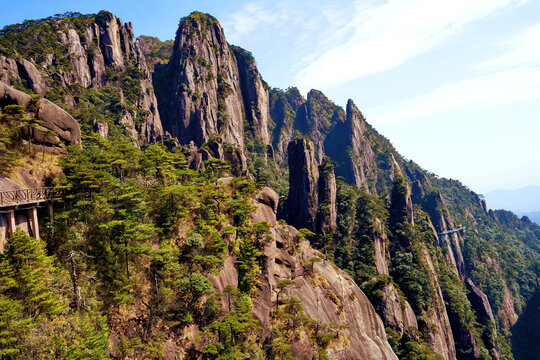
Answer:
[0,10,538,360]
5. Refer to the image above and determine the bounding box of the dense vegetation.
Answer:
[0,12,96,62]
[1,9,540,360]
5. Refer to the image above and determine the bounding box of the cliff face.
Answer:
[270,87,304,162]
[286,138,319,231]
[2,10,538,360]
[0,11,163,144]
[161,13,244,147]
[286,138,337,234]
[233,46,271,146]
[316,157,337,234]
[209,188,399,360]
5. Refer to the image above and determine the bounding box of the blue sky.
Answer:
[2,0,539,195]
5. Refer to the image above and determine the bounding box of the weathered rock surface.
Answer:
[499,284,519,330]
[0,56,19,84]
[379,283,418,336]
[373,219,390,276]
[316,157,337,234]
[209,189,399,359]
[466,279,501,360]
[419,243,457,360]
[286,139,338,234]
[0,11,162,145]
[16,58,46,95]
[286,138,319,231]
[162,13,244,147]
[37,99,81,145]
[0,82,80,151]
[233,46,271,146]
[325,99,378,193]
[270,87,304,163]
[370,216,419,337]
[255,187,279,215]
[421,191,465,275]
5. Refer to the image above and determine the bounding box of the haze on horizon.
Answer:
[2,0,539,195]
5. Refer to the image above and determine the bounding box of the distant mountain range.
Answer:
[485,186,540,223]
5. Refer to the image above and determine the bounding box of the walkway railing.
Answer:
[438,227,466,237]
[0,187,60,207]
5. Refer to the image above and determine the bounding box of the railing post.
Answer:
[7,208,16,236]
[28,206,39,239]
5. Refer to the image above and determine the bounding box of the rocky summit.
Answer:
[0,10,538,360]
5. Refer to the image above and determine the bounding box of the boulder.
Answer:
[16,58,46,95]
[37,100,81,145]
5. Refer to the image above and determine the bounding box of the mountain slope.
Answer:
[0,10,539,360]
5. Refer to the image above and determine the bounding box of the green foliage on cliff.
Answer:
[0,12,95,61]
[2,121,271,357]
[0,102,51,174]
[0,230,109,359]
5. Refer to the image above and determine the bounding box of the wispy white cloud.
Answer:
[294,0,528,91]
[368,24,540,124]
[223,2,287,41]
[476,24,540,72]
[368,67,540,124]
[221,1,359,86]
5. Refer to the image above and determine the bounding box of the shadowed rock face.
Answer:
[210,188,399,360]
[162,13,244,148]
[316,157,337,234]
[286,139,338,233]
[270,87,304,163]
[466,279,501,360]
[233,46,271,146]
[512,287,540,360]
[287,138,319,231]
[325,99,378,193]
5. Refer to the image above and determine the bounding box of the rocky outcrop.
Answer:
[370,217,419,337]
[0,82,80,152]
[16,58,46,95]
[325,99,378,193]
[233,46,271,146]
[209,188,399,359]
[270,87,304,163]
[373,219,390,276]
[37,99,81,145]
[133,44,164,144]
[255,187,279,215]
[162,13,244,148]
[421,191,465,275]
[286,139,337,233]
[286,138,319,231]
[95,11,135,70]
[466,279,501,360]
[295,90,344,162]
[0,11,162,145]
[419,243,457,360]
[379,283,418,336]
[499,284,519,330]
[316,157,337,234]
[0,56,19,84]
